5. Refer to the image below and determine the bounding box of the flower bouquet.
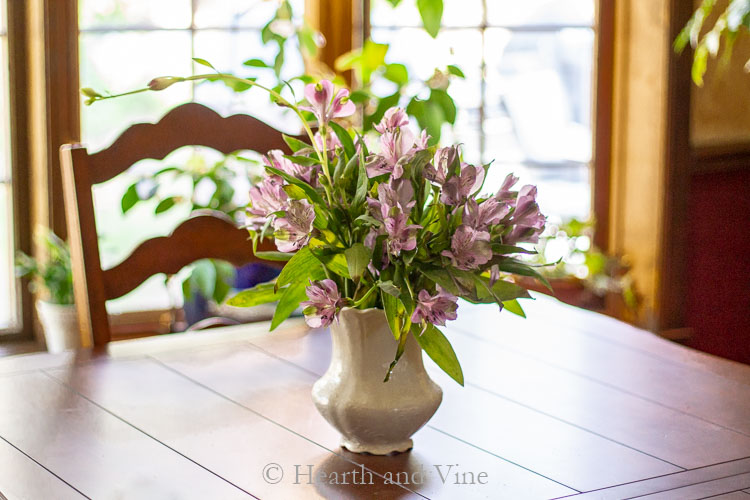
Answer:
[87,69,549,453]
[229,79,548,384]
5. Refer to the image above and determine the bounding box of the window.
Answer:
[370,0,595,221]
[78,0,304,313]
[0,0,18,333]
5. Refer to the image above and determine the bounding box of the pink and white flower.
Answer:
[301,279,342,328]
[463,198,510,231]
[273,199,315,252]
[300,80,355,126]
[411,286,459,326]
[247,175,288,230]
[441,225,493,270]
[440,164,485,206]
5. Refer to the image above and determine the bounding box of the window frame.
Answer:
[1,0,31,339]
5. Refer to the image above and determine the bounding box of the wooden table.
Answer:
[1,294,750,499]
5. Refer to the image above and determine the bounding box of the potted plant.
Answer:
[86,70,549,454]
[15,230,79,353]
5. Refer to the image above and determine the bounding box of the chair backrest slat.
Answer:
[102,214,277,301]
[87,103,293,185]
[60,103,292,347]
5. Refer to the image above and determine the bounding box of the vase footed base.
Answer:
[340,437,414,456]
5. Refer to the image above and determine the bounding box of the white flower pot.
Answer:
[312,307,443,455]
[35,301,79,353]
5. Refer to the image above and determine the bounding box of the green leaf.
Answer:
[283,134,312,153]
[378,280,401,297]
[430,88,457,124]
[121,183,139,214]
[381,291,402,340]
[352,156,369,208]
[264,166,324,205]
[276,247,322,291]
[254,250,293,262]
[496,258,552,291]
[502,298,526,318]
[383,63,409,85]
[417,0,443,38]
[386,0,402,5]
[211,260,235,303]
[189,260,216,301]
[317,252,350,278]
[344,243,371,280]
[227,282,280,307]
[328,121,356,159]
[446,64,465,78]
[155,197,177,214]
[283,184,308,200]
[193,57,217,70]
[282,155,321,167]
[243,58,268,68]
[415,324,464,386]
[418,268,459,295]
[271,281,307,330]
[270,264,326,331]
[384,331,409,382]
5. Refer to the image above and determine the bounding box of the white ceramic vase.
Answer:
[35,301,79,353]
[312,307,443,455]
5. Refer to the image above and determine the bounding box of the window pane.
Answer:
[80,31,193,151]
[487,0,594,27]
[79,0,191,30]
[0,185,16,330]
[484,28,593,165]
[193,0,304,28]
[371,0,484,28]
[0,2,17,332]
[192,29,303,132]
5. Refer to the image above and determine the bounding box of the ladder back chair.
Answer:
[60,103,292,348]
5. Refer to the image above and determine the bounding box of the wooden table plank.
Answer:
[706,492,750,500]
[45,357,422,500]
[0,372,252,499]
[445,332,750,469]
[0,437,85,500]
[632,471,750,500]
[562,457,750,499]
[151,341,576,499]
[243,327,682,492]
[451,300,750,436]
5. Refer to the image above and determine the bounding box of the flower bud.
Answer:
[148,76,184,91]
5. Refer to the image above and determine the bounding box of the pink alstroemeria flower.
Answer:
[495,173,519,202]
[383,213,420,256]
[266,149,319,187]
[300,80,355,126]
[442,225,493,270]
[246,175,288,230]
[506,185,545,244]
[440,164,485,206]
[410,286,459,326]
[366,128,416,178]
[366,180,415,222]
[301,279,342,328]
[374,107,409,134]
[424,146,458,185]
[273,199,315,252]
[463,198,510,232]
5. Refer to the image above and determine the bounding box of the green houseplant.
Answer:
[15,230,79,353]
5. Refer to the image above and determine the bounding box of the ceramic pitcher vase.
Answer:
[311,307,443,455]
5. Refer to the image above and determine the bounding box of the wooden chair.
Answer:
[60,103,293,348]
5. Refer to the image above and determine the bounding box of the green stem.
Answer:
[90,72,324,164]
[351,284,378,308]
